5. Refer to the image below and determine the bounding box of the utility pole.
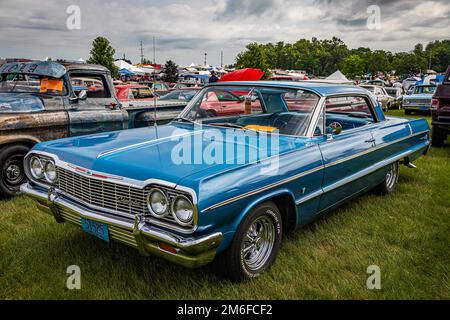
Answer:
[153,36,156,65]
[204,52,207,66]
[221,51,223,68]
[140,40,144,64]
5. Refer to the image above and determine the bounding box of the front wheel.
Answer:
[220,201,283,282]
[374,162,400,195]
[0,144,30,199]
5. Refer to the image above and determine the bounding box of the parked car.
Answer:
[0,61,186,198]
[22,81,430,281]
[431,66,450,147]
[115,84,156,105]
[403,77,421,91]
[366,79,387,87]
[402,84,437,115]
[359,85,395,111]
[384,87,404,109]
[141,82,171,96]
[159,88,200,103]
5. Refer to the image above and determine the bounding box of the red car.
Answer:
[200,91,261,116]
[115,84,155,103]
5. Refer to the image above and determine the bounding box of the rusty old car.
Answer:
[0,61,187,198]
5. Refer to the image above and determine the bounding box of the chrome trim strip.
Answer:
[324,130,429,168]
[202,165,324,212]
[305,96,326,138]
[322,141,429,194]
[205,130,430,211]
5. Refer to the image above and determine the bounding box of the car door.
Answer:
[318,95,378,213]
[67,71,127,136]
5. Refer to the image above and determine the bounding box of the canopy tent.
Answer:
[118,68,134,76]
[114,60,146,75]
[219,68,264,82]
[326,70,349,81]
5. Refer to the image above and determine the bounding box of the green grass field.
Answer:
[0,111,449,300]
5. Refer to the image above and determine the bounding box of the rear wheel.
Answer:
[0,144,30,199]
[432,126,447,147]
[374,162,400,195]
[219,201,282,282]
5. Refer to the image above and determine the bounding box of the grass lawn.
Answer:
[0,111,449,300]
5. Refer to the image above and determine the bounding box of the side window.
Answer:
[325,96,375,133]
[69,73,111,99]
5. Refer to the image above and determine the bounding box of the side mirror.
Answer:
[78,90,87,101]
[327,122,343,135]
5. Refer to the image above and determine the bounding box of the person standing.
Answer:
[209,71,219,83]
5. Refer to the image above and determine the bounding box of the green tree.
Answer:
[235,43,270,78]
[88,37,118,78]
[341,54,365,79]
[162,60,179,83]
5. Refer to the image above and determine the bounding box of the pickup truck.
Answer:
[0,61,187,198]
[431,66,450,146]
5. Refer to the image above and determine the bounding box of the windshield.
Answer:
[178,85,320,136]
[0,73,66,95]
[160,90,198,101]
[414,86,436,95]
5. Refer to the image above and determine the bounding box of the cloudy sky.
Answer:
[0,0,449,66]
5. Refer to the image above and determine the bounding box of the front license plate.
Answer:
[81,218,110,243]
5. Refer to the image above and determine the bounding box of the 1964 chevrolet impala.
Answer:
[21,82,430,281]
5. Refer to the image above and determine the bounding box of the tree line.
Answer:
[235,37,450,79]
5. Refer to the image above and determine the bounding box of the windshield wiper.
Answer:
[174,117,197,124]
[209,122,247,131]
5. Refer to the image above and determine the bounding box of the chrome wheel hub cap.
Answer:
[386,163,398,189]
[242,216,276,271]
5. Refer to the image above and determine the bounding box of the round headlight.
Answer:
[171,195,194,226]
[30,156,44,179]
[147,188,169,217]
[44,160,57,183]
[404,100,410,105]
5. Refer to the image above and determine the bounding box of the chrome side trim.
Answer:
[322,141,429,194]
[324,130,429,168]
[206,131,430,212]
[202,165,324,212]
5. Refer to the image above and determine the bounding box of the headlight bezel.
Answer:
[146,185,197,231]
[171,194,195,227]
[29,156,45,180]
[147,188,170,218]
[43,160,57,183]
[27,154,58,185]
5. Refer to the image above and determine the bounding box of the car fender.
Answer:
[231,188,297,231]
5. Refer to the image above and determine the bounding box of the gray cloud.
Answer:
[0,0,449,65]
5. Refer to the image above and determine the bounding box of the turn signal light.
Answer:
[159,242,178,255]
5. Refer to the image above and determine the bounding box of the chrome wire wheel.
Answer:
[386,162,399,190]
[241,215,276,272]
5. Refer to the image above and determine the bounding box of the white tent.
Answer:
[114,60,146,75]
[326,70,349,81]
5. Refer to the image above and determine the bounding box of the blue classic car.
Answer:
[21,82,430,281]
[402,84,437,115]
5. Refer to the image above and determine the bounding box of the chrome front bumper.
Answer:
[21,183,223,269]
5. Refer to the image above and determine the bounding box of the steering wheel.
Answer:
[327,122,343,135]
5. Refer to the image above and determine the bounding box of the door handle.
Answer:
[365,139,376,143]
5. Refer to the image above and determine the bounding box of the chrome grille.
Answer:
[55,167,194,230]
[56,167,146,217]
[409,99,431,105]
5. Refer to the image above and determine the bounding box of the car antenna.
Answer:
[153,71,158,135]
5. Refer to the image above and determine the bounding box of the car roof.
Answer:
[0,61,109,78]
[207,81,367,97]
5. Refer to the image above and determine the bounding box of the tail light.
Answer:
[431,99,440,109]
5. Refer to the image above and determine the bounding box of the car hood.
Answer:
[0,93,45,112]
[35,123,307,186]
